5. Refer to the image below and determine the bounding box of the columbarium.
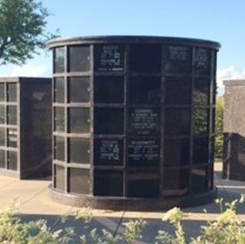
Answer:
[0,77,52,179]
[48,36,220,210]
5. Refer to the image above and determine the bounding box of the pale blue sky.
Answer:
[1,0,245,93]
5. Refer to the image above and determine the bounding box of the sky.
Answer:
[1,0,245,94]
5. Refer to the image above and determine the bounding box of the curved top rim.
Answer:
[47,35,221,50]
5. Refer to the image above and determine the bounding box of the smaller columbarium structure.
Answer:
[0,77,52,179]
[223,79,245,181]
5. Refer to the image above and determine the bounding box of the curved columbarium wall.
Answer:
[48,36,220,210]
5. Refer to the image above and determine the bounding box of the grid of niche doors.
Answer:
[53,45,92,195]
[0,82,18,171]
[163,46,217,199]
[52,42,217,198]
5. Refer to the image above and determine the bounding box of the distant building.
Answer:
[223,79,245,180]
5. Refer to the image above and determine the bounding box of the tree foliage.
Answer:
[215,96,224,159]
[0,0,56,65]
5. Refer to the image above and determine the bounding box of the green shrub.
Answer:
[2,196,245,244]
[0,203,73,244]
[215,96,224,159]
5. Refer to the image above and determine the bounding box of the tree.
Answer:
[0,0,56,65]
[215,96,224,159]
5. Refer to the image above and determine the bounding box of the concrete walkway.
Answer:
[1,162,245,243]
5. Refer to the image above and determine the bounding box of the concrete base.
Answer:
[0,168,20,178]
[50,186,217,211]
[0,168,51,180]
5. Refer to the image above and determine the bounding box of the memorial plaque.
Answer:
[164,138,190,166]
[193,78,210,105]
[128,169,159,197]
[94,170,123,196]
[69,168,90,194]
[129,76,161,105]
[193,137,209,164]
[163,46,191,73]
[0,83,4,101]
[94,76,124,104]
[54,107,65,132]
[68,138,90,164]
[193,108,209,136]
[94,45,124,72]
[54,77,65,103]
[0,149,5,168]
[192,166,208,193]
[0,105,4,124]
[212,51,217,78]
[165,77,191,105]
[68,45,90,72]
[94,139,123,166]
[7,105,17,125]
[165,108,191,136]
[54,165,65,190]
[7,83,17,102]
[54,136,65,161]
[128,139,160,167]
[129,44,161,73]
[68,107,90,133]
[7,128,17,148]
[54,47,65,73]
[8,151,17,170]
[0,127,5,146]
[68,77,90,103]
[94,107,124,135]
[194,48,210,75]
[162,168,189,196]
[128,108,160,136]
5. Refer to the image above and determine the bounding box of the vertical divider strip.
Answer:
[209,50,216,190]
[189,46,195,195]
[17,81,21,174]
[124,44,129,197]
[90,44,94,195]
[51,49,55,188]
[4,83,7,169]
[159,44,165,197]
[64,45,68,193]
